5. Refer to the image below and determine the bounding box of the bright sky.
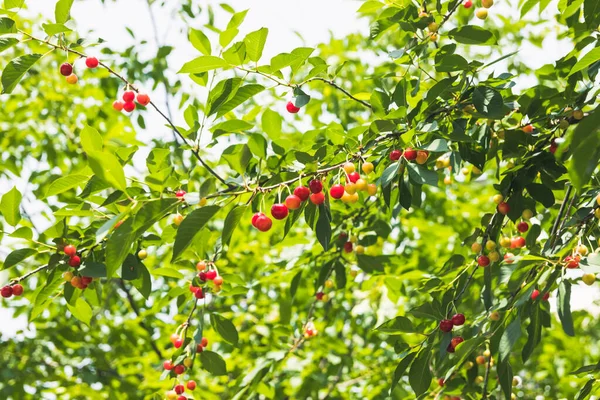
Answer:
[1,0,597,338]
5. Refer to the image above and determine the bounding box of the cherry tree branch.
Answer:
[8,264,49,285]
[303,77,373,109]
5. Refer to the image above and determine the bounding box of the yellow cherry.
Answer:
[367,184,377,196]
[471,242,482,253]
[362,162,374,174]
[345,183,356,195]
[486,240,496,251]
[355,179,368,191]
[355,245,365,255]
[174,214,184,226]
[343,162,355,174]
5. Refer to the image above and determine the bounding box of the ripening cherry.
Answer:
[439,319,453,332]
[415,150,429,165]
[362,162,374,174]
[294,186,311,201]
[60,62,73,76]
[367,183,377,196]
[447,336,464,353]
[201,337,208,347]
[123,101,136,112]
[286,101,300,113]
[329,184,345,199]
[85,57,99,68]
[343,162,356,174]
[344,183,356,195]
[497,201,510,215]
[347,172,360,183]
[310,192,325,205]
[170,333,180,344]
[64,244,77,257]
[482,0,494,7]
[112,100,125,111]
[316,291,325,300]
[477,255,490,267]
[284,194,302,210]
[517,221,529,233]
[512,236,526,249]
[186,381,196,391]
[166,391,177,400]
[504,253,515,264]
[69,255,81,268]
[471,242,482,253]
[174,214,184,226]
[136,93,151,106]
[343,241,353,253]
[403,148,417,161]
[163,360,173,370]
[389,150,402,161]
[66,74,78,84]
[522,124,534,133]
[196,261,207,271]
[476,355,487,365]
[451,313,465,326]
[271,203,289,220]
[174,365,185,375]
[1,286,13,298]
[355,178,368,191]
[213,276,223,286]
[254,214,273,232]
[70,276,81,288]
[123,90,135,102]
[564,255,580,269]
[309,179,323,193]
[174,338,184,348]
[464,0,473,8]
[476,8,488,19]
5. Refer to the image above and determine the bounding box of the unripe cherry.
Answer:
[344,183,357,195]
[476,8,488,19]
[285,194,302,210]
[138,249,148,259]
[355,178,368,191]
[497,201,510,215]
[294,186,310,201]
[310,192,325,205]
[271,203,289,220]
[66,74,78,84]
[60,62,73,76]
[362,162,374,174]
[329,184,345,199]
[286,101,300,113]
[309,179,323,193]
[367,183,377,196]
[85,57,99,68]
[343,162,355,173]
[174,214,184,226]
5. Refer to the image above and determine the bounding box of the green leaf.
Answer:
[222,205,247,247]
[80,125,103,153]
[499,315,521,361]
[211,119,253,137]
[448,26,497,45]
[262,108,282,140]
[66,297,92,326]
[575,378,596,400]
[522,306,542,362]
[0,17,17,35]
[87,151,127,192]
[248,133,267,159]
[526,183,555,208]
[55,0,74,24]
[473,86,504,119]
[584,0,600,28]
[200,351,227,376]
[216,84,265,118]
[1,53,41,94]
[568,108,600,190]
[569,46,600,76]
[31,271,63,321]
[497,359,514,400]
[151,267,184,279]
[380,162,399,188]
[407,163,438,187]
[0,37,18,54]
[45,174,89,197]
[391,352,416,393]
[374,316,415,334]
[244,27,268,62]
[210,313,239,345]
[409,349,432,396]
[1,186,22,226]
[558,281,575,336]
[78,262,107,278]
[190,29,211,55]
[315,204,331,251]
[42,23,72,36]
[4,0,25,9]
[178,56,230,74]
[172,205,220,261]
[3,248,36,270]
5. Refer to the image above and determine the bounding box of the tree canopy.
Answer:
[1,0,600,399]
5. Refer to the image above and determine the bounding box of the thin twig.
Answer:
[8,264,49,285]
[304,77,372,109]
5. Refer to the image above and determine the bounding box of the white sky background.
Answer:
[1,0,598,338]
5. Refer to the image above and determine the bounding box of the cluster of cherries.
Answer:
[389,148,429,165]
[1,283,24,299]
[59,56,99,84]
[163,335,208,398]
[61,244,94,290]
[315,279,335,302]
[339,232,365,255]
[191,261,224,298]
[439,313,466,353]
[303,321,318,339]
[112,89,151,113]
[165,380,196,400]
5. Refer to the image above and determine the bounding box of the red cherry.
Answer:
[112,100,124,111]
[477,255,490,267]
[81,277,93,285]
[63,244,77,257]
[447,336,464,353]
[439,319,453,332]
[316,292,324,300]
[389,149,402,161]
[271,203,289,220]
[343,242,353,253]
[251,212,265,227]
[1,286,13,298]
[190,285,199,293]
[123,101,136,112]
[497,201,510,215]
[542,292,550,301]
[69,255,81,268]
[174,365,185,375]
[174,338,183,348]
[531,289,540,300]
[504,253,515,264]
[163,360,173,370]
[513,236,526,249]
[517,221,529,233]
[293,186,310,201]
[85,57,99,69]
[194,287,204,299]
[196,343,204,352]
[286,101,300,113]
[403,148,417,161]
[285,194,302,210]
[549,139,558,154]
[11,284,23,296]
[170,333,179,344]
[347,172,360,183]
[255,214,273,232]
[205,270,217,280]
[309,179,323,193]
[564,255,580,269]
[198,272,207,281]
[175,384,185,395]
[177,396,186,400]
[175,190,186,198]
[463,0,473,8]
[451,313,465,326]
[310,192,325,205]
[201,337,208,347]
[438,378,445,387]
[329,184,345,199]
[136,93,150,106]
[60,62,73,76]
[123,90,135,102]
[186,381,196,391]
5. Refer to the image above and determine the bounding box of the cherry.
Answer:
[174,338,184,348]
[163,360,173,370]
[517,221,529,233]
[286,101,300,113]
[69,255,81,268]
[294,186,311,201]
[285,194,302,210]
[542,292,550,301]
[177,396,186,400]
[512,236,526,249]
[347,172,360,183]
[343,242,353,253]
[251,212,265,227]
[186,381,196,391]
[64,244,77,257]
[194,287,204,299]
[271,203,289,220]
[309,179,323,193]
[310,192,325,205]
[198,272,207,281]
[504,253,515,264]
[196,261,207,271]
[355,179,367,191]
[447,336,464,353]
[66,74,78,84]
[439,319,453,332]
[564,255,580,269]
[403,148,417,161]
[170,333,180,344]
[329,184,345,199]
[343,162,355,174]
[367,184,377,196]
[85,57,99,69]
[166,391,177,400]
[531,289,540,300]
[476,355,486,365]
[190,284,199,293]
[81,277,93,285]
[464,0,473,7]
[10,284,23,296]
[175,190,186,198]
[1,286,13,298]
[389,149,402,161]
[70,276,81,288]
[451,313,465,326]
[175,384,185,395]
[522,124,534,133]
[123,101,136,112]
[174,365,185,375]
[205,270,217,280]
[477,255,490,267]
[255,214,273,232]
[316,292,324,300]
[112,100,124,111]
[60,62,73,76]
[438,378,445,387]
[136,93,150,106]
[123,90,135,102]
[201,337,208,347]
[549,139,558,154]
[213,276,223,286]
[196,343,204,352]
[497,201,510,215]
[416,150,429,165]
[362,162,374,174]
